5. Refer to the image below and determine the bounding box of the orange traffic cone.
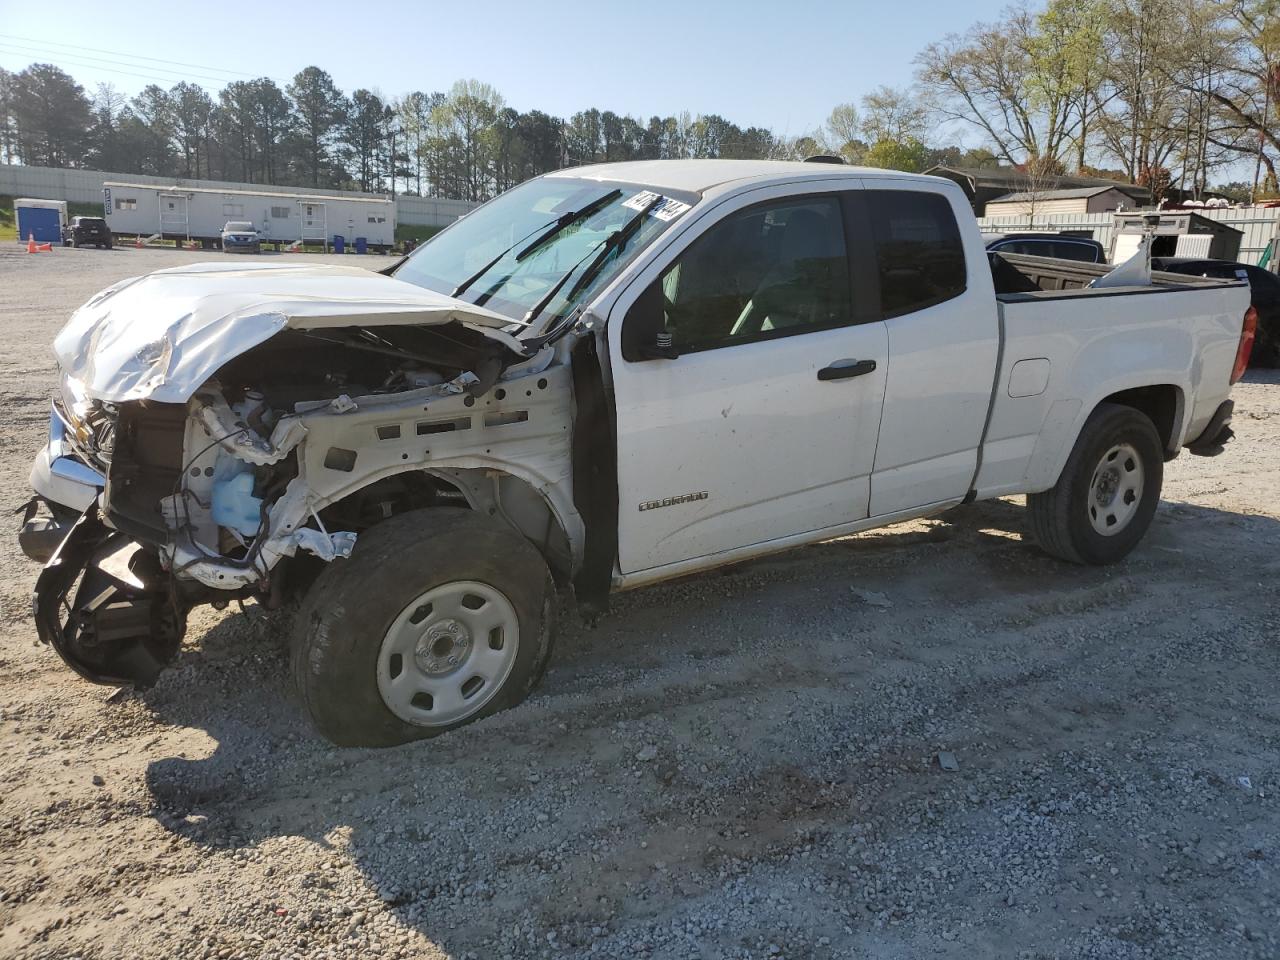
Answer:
[26,233,36,254]
[37,242,53,252]
[135,235,143,249]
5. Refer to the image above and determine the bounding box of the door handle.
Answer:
[817,359,877,381]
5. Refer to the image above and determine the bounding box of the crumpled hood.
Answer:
[53,260,525,403]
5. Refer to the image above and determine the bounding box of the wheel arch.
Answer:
[1096,383,1185,458]
[1025,381,1186,492]
[315,463,581,585]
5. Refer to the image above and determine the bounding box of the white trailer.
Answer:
[101,182,397,251]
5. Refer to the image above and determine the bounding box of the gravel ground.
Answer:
[0,245,1276,960]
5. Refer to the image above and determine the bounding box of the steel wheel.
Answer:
[376,580,520,727]
[1088,442,1144,536]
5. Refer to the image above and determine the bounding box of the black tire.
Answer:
[71,237,80,248]
[290,508,556,747]
[1027,402,1163,565]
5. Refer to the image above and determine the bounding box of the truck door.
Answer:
[607,186,888,575]
[861,183,999,516]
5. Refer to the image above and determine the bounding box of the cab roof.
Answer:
[544,159,941,195]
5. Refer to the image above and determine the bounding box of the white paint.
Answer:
[864,178,999,517]
[53,260,522,404]
[1008,359,1051,398]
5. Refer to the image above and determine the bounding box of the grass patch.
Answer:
[396,223,443,244]
[0,195,14,240]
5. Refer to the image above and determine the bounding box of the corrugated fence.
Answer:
[0,163,478,228]
[978,208,1280,270]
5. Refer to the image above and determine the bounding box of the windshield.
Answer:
[392,177,696,333]
[225,221,255,232]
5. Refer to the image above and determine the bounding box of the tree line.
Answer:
[0,0,1275,203]
[0,65,1000,201]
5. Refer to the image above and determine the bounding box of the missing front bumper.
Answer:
[33,505,187,688]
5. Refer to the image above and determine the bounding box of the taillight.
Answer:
[1231,305,1257,384]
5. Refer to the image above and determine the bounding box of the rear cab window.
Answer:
[865,190,967,317]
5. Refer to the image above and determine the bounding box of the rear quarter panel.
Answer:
[975,283,1248,497]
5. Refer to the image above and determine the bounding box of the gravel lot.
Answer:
[0,245,1277,960]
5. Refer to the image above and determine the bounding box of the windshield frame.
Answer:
[390,176,700,338]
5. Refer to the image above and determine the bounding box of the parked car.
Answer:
[220,221,262,253]
[1152,257,1278,366]
[62,216,113,249]
[983,232,1106,263]
[23,160,1252,746]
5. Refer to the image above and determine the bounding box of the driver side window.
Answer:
[638,195,852,355]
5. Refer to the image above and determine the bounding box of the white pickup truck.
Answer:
[23,160,1254,746]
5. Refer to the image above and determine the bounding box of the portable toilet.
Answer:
[15,198,67,244]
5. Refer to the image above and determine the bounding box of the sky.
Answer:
[0,0,1010,141]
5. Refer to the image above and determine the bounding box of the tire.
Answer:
[1027,402,1163,565]
[290,508,556,747]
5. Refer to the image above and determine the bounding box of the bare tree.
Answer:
[1017,155,1065,226]
[916,9,1079,165]
[860,85,929,143]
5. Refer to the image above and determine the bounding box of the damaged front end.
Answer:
[32,261,547,688]
[34,505,186,687]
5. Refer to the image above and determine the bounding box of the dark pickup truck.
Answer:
[63,217,113,249]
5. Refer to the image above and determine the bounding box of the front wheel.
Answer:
[290,509,556,747]
[1028,403,1163,564]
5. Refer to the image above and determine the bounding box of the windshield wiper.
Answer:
[449,188,622,300]
[522,193,663,327]
[515,188,621,261]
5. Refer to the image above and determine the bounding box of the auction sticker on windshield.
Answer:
[623,191,692,222]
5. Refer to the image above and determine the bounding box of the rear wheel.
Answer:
[290,509,556,747]
[1028,403,1163,564]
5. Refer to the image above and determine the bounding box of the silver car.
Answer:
[219,220,262,254]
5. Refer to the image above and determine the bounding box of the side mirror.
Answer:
[621,280,680,362]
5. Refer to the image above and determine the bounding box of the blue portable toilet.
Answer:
[332,234,345,254]
[354,236,368,255]
[15,198,66,243]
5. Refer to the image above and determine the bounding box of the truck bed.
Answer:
[975,252,1250,502]
[990,251,1228,297]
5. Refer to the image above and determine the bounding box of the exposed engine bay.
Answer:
[31,263,583,689]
